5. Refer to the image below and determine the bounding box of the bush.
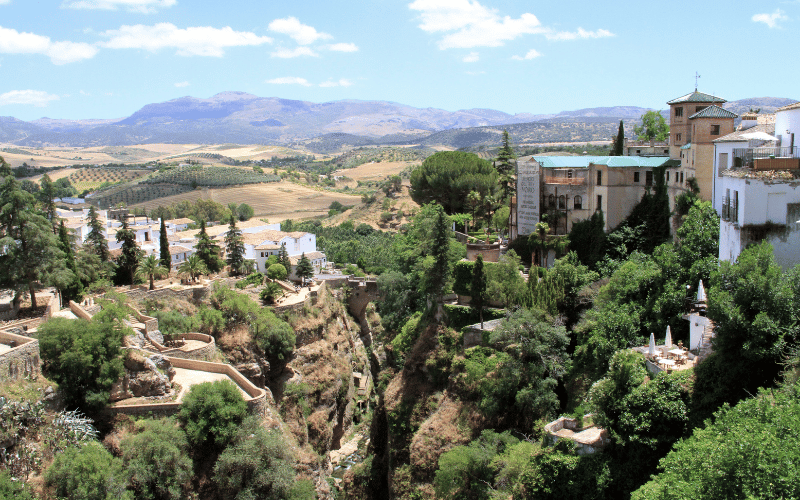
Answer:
[0,470,35,500]
[178,380,248,450]
[45,441,132,500]
[267,263,288,281]
[235,272,264,289]
[260,282,284,304]
[121,418,192,500]
[391,311,424,356]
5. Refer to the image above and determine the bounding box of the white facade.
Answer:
[775,107,800,149]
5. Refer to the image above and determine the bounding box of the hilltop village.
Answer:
[1,90,800,500]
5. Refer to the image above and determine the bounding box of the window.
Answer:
[675,107,683,117]
[574,195,583,209]
[680,172,684,183]
[634,171,640,183]
[664,149,669,154]
[719,153,728,177]
[596,195,602,211]
[548,194,555,207]
[597,171,602,186]
[567,170,573,179]
[558,195,566,209]
[676,133,682,142]
[636,149,641,154]
[666,171,670,182]
[646,171,653,186]
[711,124,720,135]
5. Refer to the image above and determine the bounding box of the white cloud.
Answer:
[271,46,318,58]
[62,0,175,13]
[465,70,485,75]
[99,23,272,57]
[266,77,312,86]
[462,51,479,62]
[408,0,545,48]
[0,0,10,5]
[545,27,614,41]
[319,79,353,87]
[752,9,788,28]
[268,17,332,45]
[0,90,60,107]
[511,49,541,60]
[327,42,358,52]
[0,26,98,64]
[174,81,189,87]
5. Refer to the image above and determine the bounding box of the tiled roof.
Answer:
[166,218,194,225]
[168,245,193,255]
[713,123,776,143]
[776,101,800,112]
[689,105,737,120]
[667,91,726,105]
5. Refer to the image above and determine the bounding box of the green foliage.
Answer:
[391,311,424,357]
[433,430,519,499]
[195,220,224,274]
[633,111,669,142]
[225,217,247,275]
[495,130,517,200]
[159,218,171,271]
[0,469,35,500]
[295,253,314,281]
[611,120,625,156]
[213,416,296,500]
[115,219,143,285]
[86,205,109,262]
[178,380,247,450]
[136,255,168,290]
[45,441,132,500]
[141,165,279,186]
[121,418,192,500]
[377,270,418,332]
[38,311,127,413]
[470,255,488,325]
[236,203,254,221]
[569,210,607,270]
[442,304,505,331]
[148,309,199,336]
[409,151,499,214]
[260,282,284,304]
[236,271,265,288]
[633,383,800,499]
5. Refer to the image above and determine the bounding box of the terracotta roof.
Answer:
[713,123,776,143]
[776,101,800,112]
[166,218,194,225]
[689,105,737,120]
[255,244,281,250]
[667,91,726,105]
[168,245,193,255]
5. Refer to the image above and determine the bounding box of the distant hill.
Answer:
[0,92,794,150]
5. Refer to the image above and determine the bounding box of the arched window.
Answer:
[574,195,583,209]
[559,195,566,209]
[548,194,555,207]
[567,170,573,179]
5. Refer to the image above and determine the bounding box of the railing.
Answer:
[733,147,799,168]
[543,176,586,185]
[721,197,738,224]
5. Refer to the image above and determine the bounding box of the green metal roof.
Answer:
[680,143,692,150]
[531,156,676,168]
[667,91,727,105]
[689,105,738,120]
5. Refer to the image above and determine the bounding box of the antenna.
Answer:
[695,72,701,91]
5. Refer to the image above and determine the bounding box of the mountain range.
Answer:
[0,92,795,151]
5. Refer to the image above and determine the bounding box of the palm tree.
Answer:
[178,254,208,284]
[136,255,168,290]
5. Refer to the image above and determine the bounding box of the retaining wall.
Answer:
[147,332,217,360]
[110,355,270,417]
[69,301,93,321]
[0,330,40,382]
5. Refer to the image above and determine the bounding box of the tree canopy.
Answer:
[410,151,499,214]
[634,111,669,142]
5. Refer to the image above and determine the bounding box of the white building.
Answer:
[717,102,800,269]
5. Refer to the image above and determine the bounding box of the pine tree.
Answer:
[420,205,452,302]
[195,219,224,274]
[495,130,517,200]
[295,252,314,282]
[58,219,83,301]
[39,174,58,233]
[86,205,109,262]
[278,242,291,271]
[159,217,171,273]
[116,219,142,285]
[471,255,488,328]
[225,216,246,275]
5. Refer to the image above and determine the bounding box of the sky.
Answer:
[0,0,798,121]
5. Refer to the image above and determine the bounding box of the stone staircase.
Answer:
[697,321,716,361]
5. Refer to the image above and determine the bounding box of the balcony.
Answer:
[721,197,738,224]
[544,175,586,186]
[732,147,799,169]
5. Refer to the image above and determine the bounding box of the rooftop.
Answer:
[688,105,738,120]
[667,91,727,105]
[713,123,776,143]
[776,101,800,112]
[722,168,800,181]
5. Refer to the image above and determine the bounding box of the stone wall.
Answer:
[69,301,93,320]
[0,331,40,382]
[148,332,217,361]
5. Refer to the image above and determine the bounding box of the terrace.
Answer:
[732,146,799,169]
[543,169,588,186]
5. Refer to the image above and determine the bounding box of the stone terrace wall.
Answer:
[0,331,40,382]
[147,332,217,361]
[110,355,270,418]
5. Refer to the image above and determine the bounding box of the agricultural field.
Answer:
[333,160,416,187]
[130,183,361,220]
[141,165,280,186]
[68,167,150,192]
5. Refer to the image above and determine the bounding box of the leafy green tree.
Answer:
[419,204,452,303]
[569,210,607,270]
[195,219,224,274]
[674,200,719,288]
[121,418,192,500]
[485,250,525,308]
[266,263,288,281]
[86,205,109,262]
[611,120,625,156]
[410,151,499,214]
[178,253,207,283]
[259,282,284,304]
[45,441,132,500]
[0,176,73,308]
[633,383,800,500]
[236,203,254,221]
[178,380,247,451]
[159,218,171,271]
[295,253,314,281]
[634,111,669,142]
[0,469,36,499]
[38,302,129,413]
[470,255,488,328]
[225,216,246,276]
[213,416,296,499]
[115,219,142,285]
[136,255,168,291]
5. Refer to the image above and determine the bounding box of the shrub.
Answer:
[45,441,132,500]
[260,282,284,304]
[235,272,264,289]
[178,380,247,450]
[0,470,35,499]
[121,418,192,500]
[267,263,288,281]
[391,311,424,356]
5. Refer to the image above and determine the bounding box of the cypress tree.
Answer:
[224,216,246,275]
[295,252,315,282]
[195,219,224,274]
[470,255,488,328]
[159,218,171,272]
[496,130,517,200]
[612,120,625,156]
[278,242,291,271]
[116,218,142,285]
[86,205,109,262]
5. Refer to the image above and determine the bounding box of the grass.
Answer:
[0,374,56,402]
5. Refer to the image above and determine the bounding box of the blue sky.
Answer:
[0,0,798,121]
